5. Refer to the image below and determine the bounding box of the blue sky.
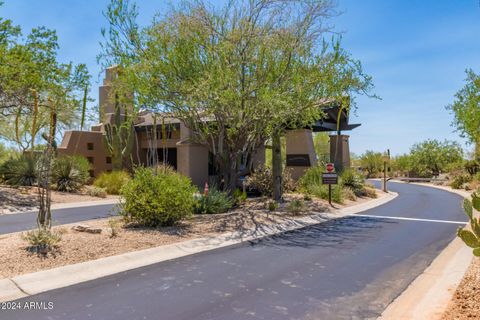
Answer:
[1,0,479,155]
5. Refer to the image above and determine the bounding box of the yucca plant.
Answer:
[457,192,480,257]
[0,154,37,186]
[52,156,90,192]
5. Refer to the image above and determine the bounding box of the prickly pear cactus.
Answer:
[457,192,480,257]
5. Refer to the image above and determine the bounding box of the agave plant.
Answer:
[457,192,480,257]
[0,154,38,186]
[52,156,90,192]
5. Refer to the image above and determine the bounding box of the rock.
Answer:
[72,225,102,234]
[85,227,102,234]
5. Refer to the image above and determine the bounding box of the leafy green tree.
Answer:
[313,133,330,164]
[99,0,375,199]
[359,150,383,178]
[391,154,413,176]
[0,3,90,150]
[409,139,463,177]
[447,69,480,158]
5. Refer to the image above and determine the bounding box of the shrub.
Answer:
[120,167,196,227]
[450,173,472,189]
[86,186,107,198]
[107,218,121,238]
[246,165,295,196]
[194,188,234,214]
[267,200,278,211]
[22,229,61,253]
[52,156,90,192]
[298,166,343,203]
[288,199,305,214]
[464,160,479,176]
[0,155,37,186]
[363,185,378,198]
[233,188,247,205]
[340,169,365,195]
[94,171,131,195]
[342,187,357,201]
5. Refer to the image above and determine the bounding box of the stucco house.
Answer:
[58,67,359,187]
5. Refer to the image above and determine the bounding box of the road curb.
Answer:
[378,184,473,320]
[0,191,397,302]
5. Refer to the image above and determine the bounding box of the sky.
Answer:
[1,0,479,156]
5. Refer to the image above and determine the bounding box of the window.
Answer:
[87,143,94,150]
[87,157,94,164]
[88,170,95,178]
[106,157,112,164]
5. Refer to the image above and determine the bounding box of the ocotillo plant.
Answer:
[457,192,480,257]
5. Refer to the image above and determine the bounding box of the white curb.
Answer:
[378,183,473,320]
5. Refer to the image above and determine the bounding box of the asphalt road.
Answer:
[1,182,467,320]
[0,203,116,235]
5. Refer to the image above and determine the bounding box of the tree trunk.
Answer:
[272,130,282,202]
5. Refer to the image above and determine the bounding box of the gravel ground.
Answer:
[441,258,480,320]
[0,193,374,279]
[0,185,118,215]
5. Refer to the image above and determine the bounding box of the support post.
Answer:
[328,184,332,206]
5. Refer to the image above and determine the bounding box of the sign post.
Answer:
[382,149,390,192]
[322,163,338,206]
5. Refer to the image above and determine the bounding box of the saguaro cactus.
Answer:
[457,192,480,257]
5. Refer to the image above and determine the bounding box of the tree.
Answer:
[359,150,383,178]
[0,3,90,151]
[409,139,463,177]
[447,69,480,158]
[0,3,90,250]
[313,132,330,164]
[99,0,375,199]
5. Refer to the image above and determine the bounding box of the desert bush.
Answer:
[108,218,122,238]
[22,229,61,253]
[450,173,472,189]
[464,160,479,175]
[233,188,247,205]
[363,185,378,198]
[246,165,295,196]
[288,199,305,214]
[298,166,343,203]
[342,187,357,201]
[194,188,234,214]
[340,169,365,196]
[94,170,131,195]
[267,200,278,211]
[86,186,107,198]
[52,156,90,192]
[120,167,196,227]
[0,154,37,186]
[311,184,343,203]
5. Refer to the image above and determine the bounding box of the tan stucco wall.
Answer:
[285,129,317,180]
[177,143,209,188]
[58,131,112,177]
[329,134,350,171]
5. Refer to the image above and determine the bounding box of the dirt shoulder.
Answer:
[0,185,119,215]
[441,258,480,320]
[390,181,478,320]
[0,192,376,279]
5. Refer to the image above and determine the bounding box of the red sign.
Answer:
[326,163,334,172]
